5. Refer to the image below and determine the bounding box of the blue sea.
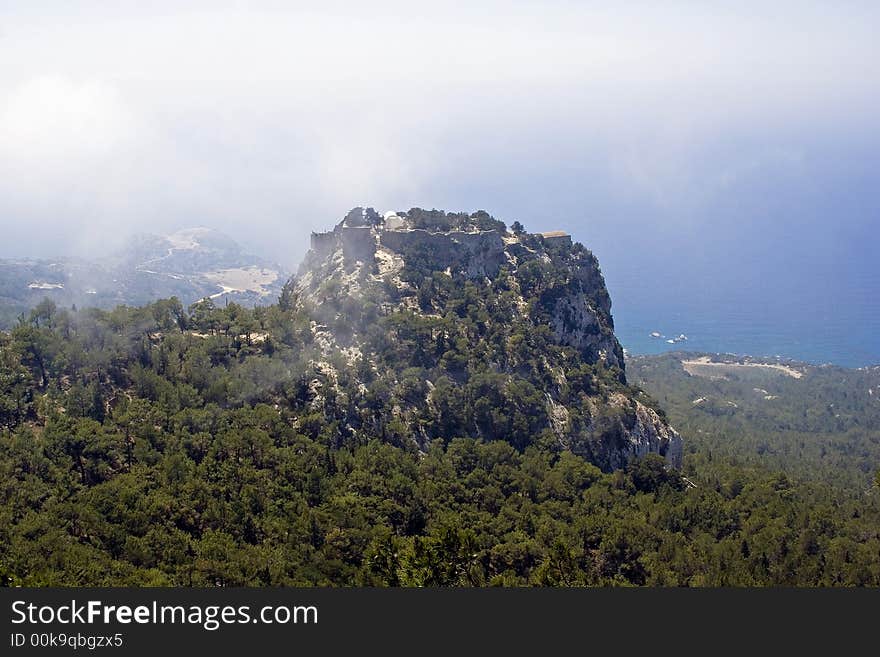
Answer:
[522,126,880,369]
[602,256,880,369]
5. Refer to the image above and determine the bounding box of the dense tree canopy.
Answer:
[0,295,879,587]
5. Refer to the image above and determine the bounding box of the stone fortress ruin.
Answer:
[308,206,571,280]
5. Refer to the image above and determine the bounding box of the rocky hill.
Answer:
[0,228,287,327]
[285,207,682,470]
[9,209,880,587]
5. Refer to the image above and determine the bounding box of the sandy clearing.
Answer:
[682,355,804,379]
[204,266,279,298]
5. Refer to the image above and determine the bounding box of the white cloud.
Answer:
[1,77,136,166]
[0,2,877,262]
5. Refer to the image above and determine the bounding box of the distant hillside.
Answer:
[0,228,288,327]
[627,352,880,490]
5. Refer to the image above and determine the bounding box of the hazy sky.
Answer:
[1,1,878,291]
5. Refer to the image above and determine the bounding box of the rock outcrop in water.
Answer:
[288,207,682,470]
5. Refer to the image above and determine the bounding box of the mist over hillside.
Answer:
[0,227,287,327]
[2,4,878,371]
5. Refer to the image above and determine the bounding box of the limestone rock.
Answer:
[288,206,683,470]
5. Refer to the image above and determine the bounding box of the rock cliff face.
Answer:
[567,394,684,471]
[288,207,682,470]
[378,229,507,280]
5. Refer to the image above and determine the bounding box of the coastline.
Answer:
[626,349,880,376]
[617,329,879,370]
[680,355,804,379]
